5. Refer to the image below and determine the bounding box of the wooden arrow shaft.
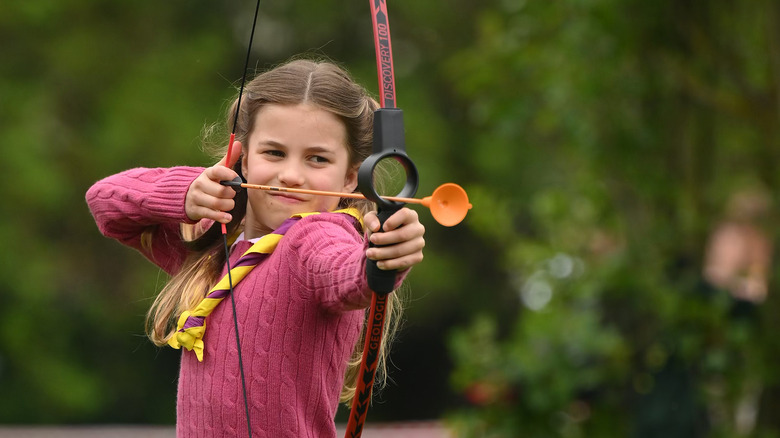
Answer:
[239,183,423,205]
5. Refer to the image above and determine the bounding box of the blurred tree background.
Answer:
[1,0,779,437]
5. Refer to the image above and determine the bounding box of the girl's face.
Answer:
[241,103,358,238]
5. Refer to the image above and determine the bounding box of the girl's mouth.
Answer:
[269,193,306,203]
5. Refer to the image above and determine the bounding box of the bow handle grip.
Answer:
[365,206,402,295]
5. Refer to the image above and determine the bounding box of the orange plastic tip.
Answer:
[421,183,472,227]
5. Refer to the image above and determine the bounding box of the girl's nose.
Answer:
[278,163,305,187]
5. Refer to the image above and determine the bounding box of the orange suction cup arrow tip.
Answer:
[422,183,473,227]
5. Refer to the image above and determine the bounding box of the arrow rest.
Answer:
[222,176,245,192]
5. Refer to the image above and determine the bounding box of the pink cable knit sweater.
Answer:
[86,167,402,438]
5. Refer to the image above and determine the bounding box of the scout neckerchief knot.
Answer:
[168,208,364,361]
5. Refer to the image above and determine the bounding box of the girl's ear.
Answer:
[344,165,359,193]
[235,154,246,178]
[241,151,249,178]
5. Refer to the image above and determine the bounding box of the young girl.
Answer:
[86,59,425,437]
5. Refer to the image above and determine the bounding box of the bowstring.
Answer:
[224,0,262,436]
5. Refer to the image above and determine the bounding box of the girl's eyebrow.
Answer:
[305,146,336,154]
[254,138,339,155]
[256,140,334,153]
[258,139,286,148]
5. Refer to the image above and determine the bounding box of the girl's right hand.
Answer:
[184,140,243,224]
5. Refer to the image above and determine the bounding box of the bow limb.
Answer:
[346,2,418,437]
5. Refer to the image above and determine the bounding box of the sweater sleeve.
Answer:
[85,166,205,275]
[282,213,409,313]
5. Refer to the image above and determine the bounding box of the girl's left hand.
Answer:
[364,208,425,271]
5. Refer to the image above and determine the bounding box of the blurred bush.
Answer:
[443,1,780,437]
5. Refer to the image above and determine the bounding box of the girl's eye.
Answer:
[310,155,330,164]
[264,150,285,158]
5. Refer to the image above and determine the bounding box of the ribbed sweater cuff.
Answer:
[99,166,203,224]
[140,167,203,223]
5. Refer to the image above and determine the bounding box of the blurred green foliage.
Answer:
[444,0,780,437]
[1,0,779,436]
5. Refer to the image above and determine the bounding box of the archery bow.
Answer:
[216,2,471,437]
[344,1,413,436]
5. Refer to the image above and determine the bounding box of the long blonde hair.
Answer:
[145,58,404,404]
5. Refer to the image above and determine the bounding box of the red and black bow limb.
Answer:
[345,1,420,437]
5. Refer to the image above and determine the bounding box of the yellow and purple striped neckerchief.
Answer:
[168,208,363,361]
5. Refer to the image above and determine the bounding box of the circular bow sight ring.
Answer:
[357,151,419,211]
